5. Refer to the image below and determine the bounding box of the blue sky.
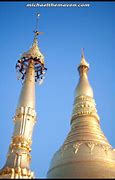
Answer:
[0,1,115,178]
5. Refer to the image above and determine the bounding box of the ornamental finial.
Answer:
[81,48,85,59]
[78,48,89,71]
[33,13,43,40]
[36,13,40,32]
[15,13,47,84]
[76,49,93,98]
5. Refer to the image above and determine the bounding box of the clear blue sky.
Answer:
[0,1,115,178]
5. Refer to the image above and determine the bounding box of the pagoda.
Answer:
[0,14,47,179]
[47,50,115,178]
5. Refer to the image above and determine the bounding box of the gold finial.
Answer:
[78,48,89,70]
[34,13,43,39]
[81,48,85,59]
[36,13,40,32]
[76,49,93,98]
[16,13,47,83]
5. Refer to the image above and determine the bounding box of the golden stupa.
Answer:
[47,50,115,178]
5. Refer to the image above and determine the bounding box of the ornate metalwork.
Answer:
[14,106,36,122]
[16,56,47,83]
[0,167,34,179]
[71,95,100,123]
[16,14,47,84]
[102,145,109,155]
[86,142,95,154]
[71,141,111,156]
[73,142,82,154]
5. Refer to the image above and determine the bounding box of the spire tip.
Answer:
[81,48,85,58]
[34,13,43,38]
[78,48,89,70]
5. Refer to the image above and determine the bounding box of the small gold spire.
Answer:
[76,50,93,98]
[78,48,89,70]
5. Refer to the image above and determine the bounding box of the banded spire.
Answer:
[76,49,93,98]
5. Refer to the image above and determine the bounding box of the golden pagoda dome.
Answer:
[47,50,115,178]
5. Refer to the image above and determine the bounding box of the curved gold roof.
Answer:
[47,51,115,178]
